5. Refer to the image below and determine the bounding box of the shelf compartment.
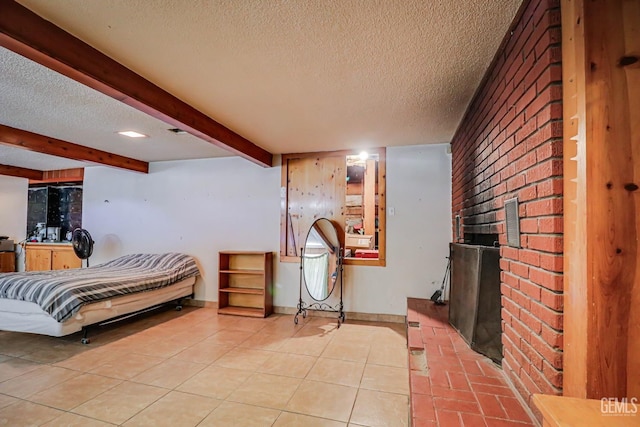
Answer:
[219,269,264,275]
[219,287,264,295]
[217,306,265,317]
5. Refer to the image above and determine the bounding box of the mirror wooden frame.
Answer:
[280,148,386,267]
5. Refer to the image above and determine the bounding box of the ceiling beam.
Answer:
[0,163,43,180]
[0,124,149,173]
[0,0,273,168]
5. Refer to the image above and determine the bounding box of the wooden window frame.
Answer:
[280,148,386,267]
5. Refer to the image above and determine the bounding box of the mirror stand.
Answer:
[294,246,346,327]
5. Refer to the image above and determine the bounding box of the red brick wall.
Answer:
[450,0,563,414]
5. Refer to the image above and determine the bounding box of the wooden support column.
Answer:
[562,0,640,399]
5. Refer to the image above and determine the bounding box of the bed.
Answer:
[0,252,200,340]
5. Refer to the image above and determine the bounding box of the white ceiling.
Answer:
[1,0,522,171]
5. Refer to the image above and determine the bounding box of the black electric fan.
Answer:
[71,228,94,267]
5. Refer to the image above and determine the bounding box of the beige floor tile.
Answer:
[307,358,365,387]
[224,317,271,332]
[205,329,254,346]
[42,412,115,427]
[0,365,79,398]
[0,400,64,426]
[0,333,55,357]
[350,389,409,427]
[367,343,408,368]
[199,401,280,427]
[172,341,232,364]
[130,335,196,358]
[19,340,86,364]
[258,352,316,378]
[72,381,168,425]
[274,412,347,427]
[285,380,358,422]
[177,365,252,399]
[89,352,165,380]
[227,373,302,410]
[295,322,339,339]
[123,390,220,427]
[0,357,42,382]
[130,358,205,389]
[30,373,122,410]
[259,317,304,337]
[321,341,370,363]
[213,348,273,371]
[239,332,289,351]
[279,334,332,357]
[331,328,375,346]
[0,393,19,410]
[360,364,409,395]
[54,346,129,372]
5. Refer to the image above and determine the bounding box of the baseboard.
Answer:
[184,300,405,323]
[273,305,406,324]
[184,299,218,309]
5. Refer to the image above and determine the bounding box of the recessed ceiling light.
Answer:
[359,151,369,160]
[117,131,148,138]
[167,128,187,135]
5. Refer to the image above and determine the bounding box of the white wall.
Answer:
[0,175,29,270]
[83,144,452,315]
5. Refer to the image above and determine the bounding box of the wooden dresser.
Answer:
[25,243,81,271]
[0,252,15,273]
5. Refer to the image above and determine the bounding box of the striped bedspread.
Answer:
[0,253,200,322]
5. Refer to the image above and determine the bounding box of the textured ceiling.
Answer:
[0,47,232,170]
[3,0,522,171]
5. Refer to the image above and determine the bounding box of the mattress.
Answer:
[0,276,195,337]
[0,253,200,322]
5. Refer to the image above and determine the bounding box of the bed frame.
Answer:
[0,276,196,343]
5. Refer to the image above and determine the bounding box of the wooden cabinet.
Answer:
[218,251,273,318]
[25,243,81,271]
[0,252,15,273]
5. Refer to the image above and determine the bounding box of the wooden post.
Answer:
[562,0,640,399]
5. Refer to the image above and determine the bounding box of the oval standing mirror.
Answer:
[303,218,340,301]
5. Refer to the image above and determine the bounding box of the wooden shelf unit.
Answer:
[218,251,273,318]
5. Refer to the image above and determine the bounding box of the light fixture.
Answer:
[167,128,187,135]
[117,131,148,138]
[359,151,369,160]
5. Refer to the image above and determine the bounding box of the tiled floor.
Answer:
[0,307,410,426]
[406,298,536,427]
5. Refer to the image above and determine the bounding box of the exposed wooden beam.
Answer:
[0,163,43,180]
[0,0,273,168]
[0,124,149,173]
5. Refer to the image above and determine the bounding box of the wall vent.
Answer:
[505,197,521,248]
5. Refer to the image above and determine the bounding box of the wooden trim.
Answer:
[29,168,84,184]
[0,124,148,173]
[562,0,640,399]
[0,0,273,168]
[363,159,376,235]
[0,163,43,180]
[282,147,386,162]
[562,0,588,399]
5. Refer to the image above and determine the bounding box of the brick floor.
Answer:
[407,297,536,427]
